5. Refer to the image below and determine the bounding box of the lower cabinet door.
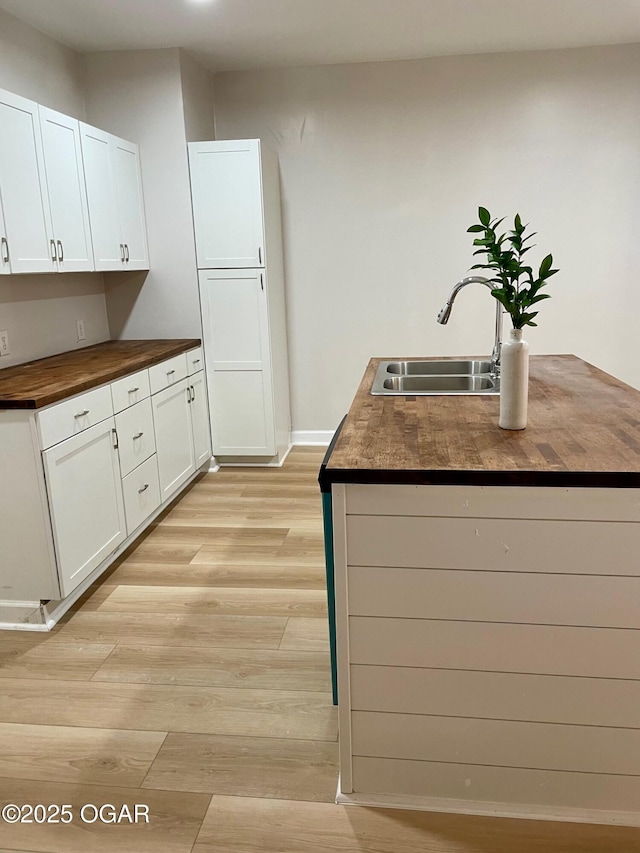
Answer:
[189,370,212,469]
[122,454,161,535]
[43,417,126,597]
[151,378,196,502]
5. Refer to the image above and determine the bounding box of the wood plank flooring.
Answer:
[0,447,636,852]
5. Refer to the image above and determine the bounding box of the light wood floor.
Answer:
[0,447,639,852]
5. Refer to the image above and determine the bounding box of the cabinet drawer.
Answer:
[111,369,151,414]
[186,347,204,376]
[115,397,156,477]
[122,454,161,536]
[149,353,188,395]
[38,385,113,450]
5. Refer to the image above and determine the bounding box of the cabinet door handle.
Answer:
[125,244,130,262]
[112,428,119,449]
[120,243,125,262]
[258,246,262,265]
[129,386,139,394]
[138,483,149,494]
[1,237,9,264]
[167,369,175,377]
[133,431,144,440]
[50,239,57,262]
[57,240,64,262]
[260,273,264,291]
[74,409,90,418]
[187,386,192,404]
[191,384,195,401]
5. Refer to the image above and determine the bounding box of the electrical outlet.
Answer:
[76,319,86,342]
[0,330,9,356]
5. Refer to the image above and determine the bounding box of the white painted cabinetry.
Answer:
[0,346,210,628]
[38,106,93,272]
[188,139,291,462]
[0,202,9,275]
[80,122,149,271]
[43,418,126,597]
[0,88,56,273]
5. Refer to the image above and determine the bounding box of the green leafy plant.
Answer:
[467,206,559,329]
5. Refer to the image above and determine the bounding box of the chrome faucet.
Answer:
[436,276,503,375]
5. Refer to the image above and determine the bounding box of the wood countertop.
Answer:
[0,339,201,409]
[321,355,640,488]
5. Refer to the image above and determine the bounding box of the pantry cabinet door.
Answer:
[189,140,264,269]
[200,268,276,456]
[152,379,196,502]
[80,122,123,271]
[0,88,55,273]
[112,136,149,270]
[39,106,93,272]
[43,418,126,597]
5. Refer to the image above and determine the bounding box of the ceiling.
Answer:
[1,0,640,73]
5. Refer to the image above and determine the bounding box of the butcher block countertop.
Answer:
[0,339,201,409]
[321,354,640,488]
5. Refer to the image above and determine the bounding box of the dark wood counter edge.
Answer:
[318,467,640,490]
[0,339,201,410]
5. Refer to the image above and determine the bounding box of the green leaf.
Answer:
[514,213,523,233]
[467,224,485,233]
[478,206,491,227]
[539,254,553,277]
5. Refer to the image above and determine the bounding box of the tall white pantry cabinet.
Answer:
[188,139,291,463]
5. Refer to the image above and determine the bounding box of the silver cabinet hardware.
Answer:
[50,239,57,263]
[167,369,175,376]
[112,428,119,449]
[125,244,130,262]
[138,483,149,494]
[120,243,125,262]
[128,387,139,394]
[74,410,90,418]
[57,240,64,262]
[260,273,264,291]
[191,384,195,401]
[187,386,192,403]
[132,431,144,440]
[258,246,262,264]
[1,237,9,264]
[192,358,201,366]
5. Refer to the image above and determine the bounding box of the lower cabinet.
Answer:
[122,454,161,535]
[152,368,211,502]
[43,417,126,597]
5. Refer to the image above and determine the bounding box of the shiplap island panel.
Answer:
[321,354,640,826]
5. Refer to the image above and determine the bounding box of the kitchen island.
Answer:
[320,354,640,826]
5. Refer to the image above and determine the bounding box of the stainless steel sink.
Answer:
[385,359,492,376]
[371,359,500,395]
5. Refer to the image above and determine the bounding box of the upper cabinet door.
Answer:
[80,123,123,271]
[0,89,55,274]
[189,140,265,269]
[112,136,149,270]
[39,106,93,273]
[0,200,9,276]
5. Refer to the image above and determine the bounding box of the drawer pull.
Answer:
[128,386,139,394]
[138,483,149,494]
[192,358,201,365]
[167,369,175,376]
[133,431,144,440]
[74,410,90,418]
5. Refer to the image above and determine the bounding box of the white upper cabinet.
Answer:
[80,122,149,272]
[0,89,55,274]
[0,201,9,276]
[38,106,93,273]
[189,140,265,269]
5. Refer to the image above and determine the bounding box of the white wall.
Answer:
[83,48,206,340]
[214,44,640,431]
[0,7,109,368]
[180,51,216,143]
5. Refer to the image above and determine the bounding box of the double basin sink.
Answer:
[371,359,500,396]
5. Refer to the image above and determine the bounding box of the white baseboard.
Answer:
[292,430,333,446]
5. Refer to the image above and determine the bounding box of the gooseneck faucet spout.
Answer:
[436,276,503,374]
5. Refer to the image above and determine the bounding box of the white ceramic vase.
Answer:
[499,328,529,430]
